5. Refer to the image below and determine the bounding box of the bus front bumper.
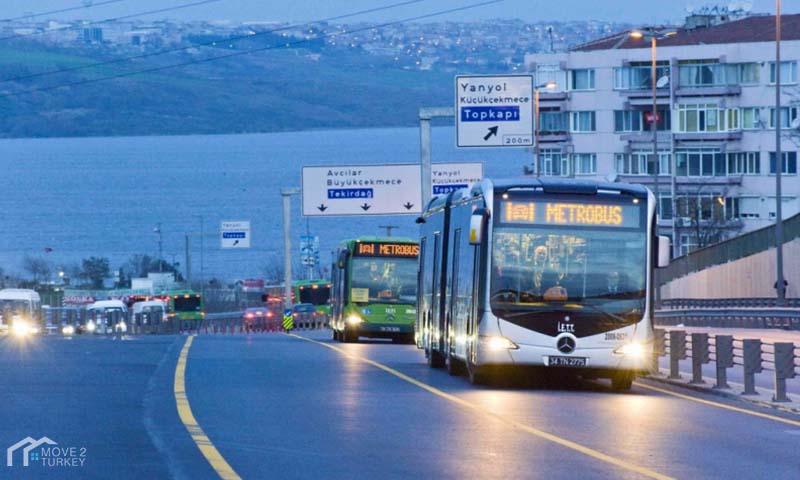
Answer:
[476,342,654,374]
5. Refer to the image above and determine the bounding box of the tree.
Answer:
[674,184,743,255]
[79,257,110,289]
[22,255,52,284]
[125,254,184,282]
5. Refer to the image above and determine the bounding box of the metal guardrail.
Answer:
[661,298,800,309]
[656,309,800,330]
[199,311,328,334]
[655,328,799,402]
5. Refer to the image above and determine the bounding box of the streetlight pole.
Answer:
[155,223,163,273]
[282,188,301,311]
[775,0,786,304]
[651,35,660,223]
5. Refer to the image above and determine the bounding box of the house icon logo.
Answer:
[7,437,57,467]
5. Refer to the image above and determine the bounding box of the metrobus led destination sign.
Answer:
[500,201,642,228]
[354,242,419,258]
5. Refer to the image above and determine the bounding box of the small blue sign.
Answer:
[460,106,520,122]
[433,184,468,195]
[327,188,374,199]
[222,232,246,239]
[284,309,292,317]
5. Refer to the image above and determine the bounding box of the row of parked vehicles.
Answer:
[0,288,204,337]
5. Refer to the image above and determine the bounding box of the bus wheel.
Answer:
[446,352,464,376]
[467,362,488,385]
[332,329,338,341]
[427,345,445,368]
[343,328,357,343]
[611,371,634,391]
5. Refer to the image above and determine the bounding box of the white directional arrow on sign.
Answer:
[302,164,422,217]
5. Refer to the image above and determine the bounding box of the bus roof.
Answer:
[0,289,41,301]
[474,178,649,198]
[88,299,127,310]
[338,236,417,248]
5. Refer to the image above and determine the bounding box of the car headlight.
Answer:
[86,321,96,332]
[614,342,646,357]
[117,321,127,332]
[345,315,363,325]
[62,325,75,335]
[479,335,518,351]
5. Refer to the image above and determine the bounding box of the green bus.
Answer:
[162,290,205,322]
[330,237,419,343]
[293,280,331,316]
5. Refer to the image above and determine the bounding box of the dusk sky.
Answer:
[3,0,797,24]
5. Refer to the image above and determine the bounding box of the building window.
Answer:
[613,63,669,90]
[675,149,724,176]
[726,152,761,175]
[614,109,670,132]
[659,193,673,220]
[737,62,760,85]
[615,151,670,175]
[680,234,698,256]
[538,111,568,133]
[569,69,595,90]
[540,148,565,176]
[740,107,762,130]
[535,64,566,92]
[614,110,641,132]
[570,111,596,132]
[572,153,597,175]
[676,104,737,132]
[769,61,798,84]
[768,107,799,128]
[725,197,741,220]
[769,151,798,174]
[678,60,736,87]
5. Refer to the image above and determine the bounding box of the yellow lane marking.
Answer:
[174,336,242,480]
[290,334,673,480]
[635,382,800,428]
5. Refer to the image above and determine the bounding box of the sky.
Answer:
[2,0,798,25]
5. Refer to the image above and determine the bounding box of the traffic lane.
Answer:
[0,335,194,480]
[185,334,644,480]
[324,333,800,479]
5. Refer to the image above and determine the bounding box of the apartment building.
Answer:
[524,13,800,256]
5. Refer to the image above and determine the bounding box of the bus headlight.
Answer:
[62,325,75,335]
[86,321,96,333]
[614,342,646,357]
[480,335,518,351]
[12,321,31,337]
[346,315,363,326]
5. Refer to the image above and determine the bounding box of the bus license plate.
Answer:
[548,356,587,367]
[380,326,400,332]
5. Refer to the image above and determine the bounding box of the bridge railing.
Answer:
[660,298,800,309]
[654,328,799,402]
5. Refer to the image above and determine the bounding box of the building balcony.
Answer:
[538,132,570,143]
[615,175,743,187]
[620,131,673,144]
[539,91,568,101]
[673,131,743,142]
[675,85,742,97]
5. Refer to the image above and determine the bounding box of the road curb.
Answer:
[644,372,800,416]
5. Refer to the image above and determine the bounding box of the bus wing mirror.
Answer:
[469,213,486,245]
[657,235,670,268]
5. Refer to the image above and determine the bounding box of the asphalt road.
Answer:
[2,332,799,479]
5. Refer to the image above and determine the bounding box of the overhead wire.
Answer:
[0,0,426,84]
[0,0,225,43]
[1,0,127,22]
[0,0,506,99]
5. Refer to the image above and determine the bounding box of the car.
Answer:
[291,303,319,329]
[242,307,274,330]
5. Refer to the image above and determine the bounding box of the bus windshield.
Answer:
[174,296,202,312]
[0,300,31,316]
[490,227,646,321]
[299,286,330,306]
[351,257,417,304]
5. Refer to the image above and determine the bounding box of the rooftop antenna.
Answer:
[546,26,554,53]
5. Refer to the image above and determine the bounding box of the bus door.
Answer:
[446,229,462,354]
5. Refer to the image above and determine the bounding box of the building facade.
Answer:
[525,13,800,256]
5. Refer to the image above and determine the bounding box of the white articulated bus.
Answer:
[416,178,670,390]
[0,289,43,336]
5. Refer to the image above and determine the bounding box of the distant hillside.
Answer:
[0,43,457,138]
